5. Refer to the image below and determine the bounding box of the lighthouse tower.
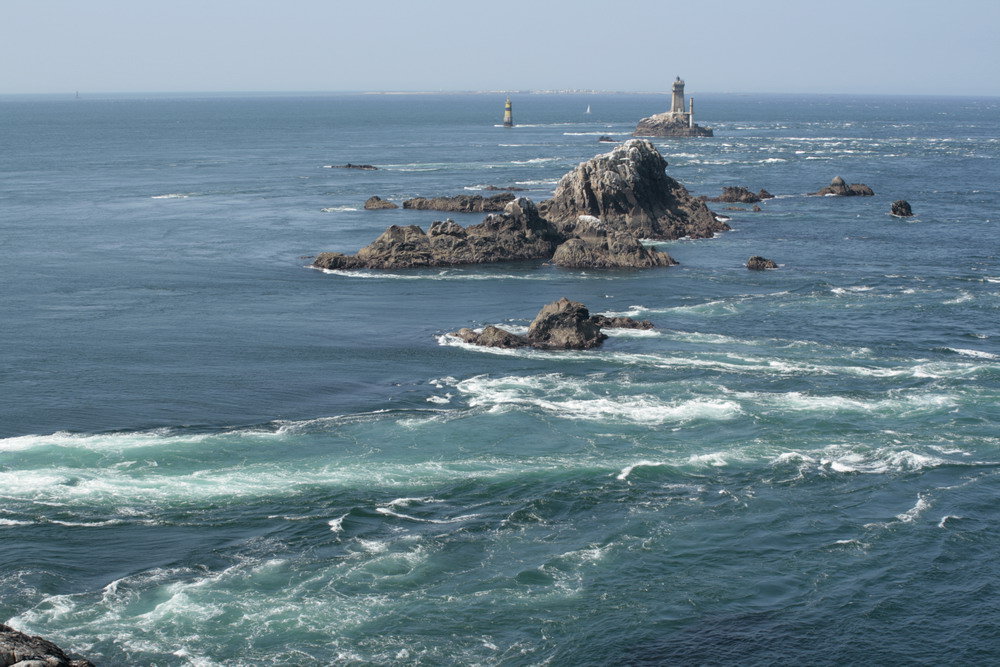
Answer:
[503,97,513,127]
[670,77,685,115]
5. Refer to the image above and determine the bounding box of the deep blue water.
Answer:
[1,92,998,666]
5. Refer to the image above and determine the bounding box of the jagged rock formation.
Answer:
[0,624,94,667]
[633,113,713,137]
[707,186,774,203]
[891,200,914,217]
[538,139,728,240]
[812,176,875,197]
[482,185,526,191]
[314,141,726,271]
[550,217,676,268]
[313,198,561,270]
[452,298,652,350]
[364,196,398,210]
[402,193,515,212]
[747,255,779,270]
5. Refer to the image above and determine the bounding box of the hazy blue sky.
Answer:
[3,0,998,96]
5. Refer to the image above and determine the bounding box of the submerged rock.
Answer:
[402,193,515,212]
[0,623,95,667]
[363,195,398,210]
[812,176,875,197]
[453,325,526,349]
[747,255,779,270]
[891,200,914,217]
[328,163,377,170]
[538,139,728,241]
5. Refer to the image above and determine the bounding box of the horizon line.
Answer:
[3,89,999,100]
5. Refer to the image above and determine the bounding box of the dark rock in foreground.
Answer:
[482,185,526,192]
[812,176,874,197]
[0,623,94,667]
[328,163,377,170]
[314,198,561,270]
[538,139,728,241]
[633,113,713,137]
[708,186,774,204]
[402,193,515,212]
[452,298,653,350]
[364,196,398,210]
[747,255,779,270]
[891,200,914,217]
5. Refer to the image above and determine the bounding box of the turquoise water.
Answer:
[1,92,998,665]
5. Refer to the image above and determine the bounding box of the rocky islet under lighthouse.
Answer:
[633,77,714,137]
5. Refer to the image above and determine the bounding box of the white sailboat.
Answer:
[585,105,591,114]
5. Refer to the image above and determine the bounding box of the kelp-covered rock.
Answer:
[538,140,727,240]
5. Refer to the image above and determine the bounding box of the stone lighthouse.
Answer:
[632,76,713,138]
[671,77,686,115]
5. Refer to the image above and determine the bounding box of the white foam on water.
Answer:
[896,495,931,523]
[821,447,945,475]
[601,328,662,338]
[426,394,452,404]
[938,515,962,528]
[320,206,359,212]
[0,518,33,526]
[150,193,190,199]
[944,291,974,305]
[759,158,787,163]
[616,460,668,481]
[510,157,559,164]
[688,452,729,467]
[328,513,349,533]
[452,373,743,425]
[514,179,559,186]
[948,348,998,360]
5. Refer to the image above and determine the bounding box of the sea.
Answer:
[1,91,998,666]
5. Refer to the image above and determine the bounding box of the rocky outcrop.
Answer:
[527,298,606,349]
[550,217,676,269]
[451,299,654,350]
[402,193,515,212]
[314,198,562,270]
[598,136,618,143]
[812,176,875,197]
[453,325,526,349]
[633,113,713,138]
[707,186,774,203]
[482,185,526,192]
[538,139,728,241]
[327,163,377,170]
[590,314,654,329]
[891,200,913,217]
[0,624,94,667]
[747,255,779,270]
[364,196,398,210]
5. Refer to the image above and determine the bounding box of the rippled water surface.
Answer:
[1,92,998,665]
